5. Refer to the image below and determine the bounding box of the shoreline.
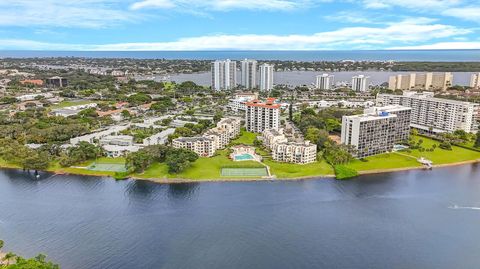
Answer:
[1,159,478,184]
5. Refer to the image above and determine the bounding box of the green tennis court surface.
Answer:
[87,163,127,172]
[221,167,268,177]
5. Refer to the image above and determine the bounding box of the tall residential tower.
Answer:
[471,73,480,89]
[315,74,334,90]
[352,75,369,92]
[240,59,257,89]
[245,98,280,133]
[211,59,237,91]
[259,63,274,91]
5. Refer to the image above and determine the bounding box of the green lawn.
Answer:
[345,136,480,172]
[407,136,480,164]
[47,161,117,176]
[264,159,334,178]
[50,100,97,109]
[72,157,126,167]
[231,129,257,145]
[137,150,262,180]
[346,153,421,171]
[0,158,20,169]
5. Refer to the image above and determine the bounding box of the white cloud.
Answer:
[0,19,471,50]
[361,0,480,24]
[0,39,86,50]
[389,42,480,50]
[324,11,380,24]
[363,0,461,10]
[130,0,317,11]
[0,0,134,28]
[443,6,480,22]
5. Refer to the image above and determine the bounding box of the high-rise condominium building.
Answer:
[341,105,412,158]
[388,72,453,91]
[240,59,257,89]
[377,91,479,133]
[259,64,274,91]
[352,75,369,92]
[245,98,280,133]
[227,92,259,112]
[315,74,334,90]
[471,73,480,89]
[211,59,237,91]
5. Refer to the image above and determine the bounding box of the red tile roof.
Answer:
[20,79,43,86]
[245,98,281,109]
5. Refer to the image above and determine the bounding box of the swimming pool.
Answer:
[234,153,255,161]
[393,144,409,151]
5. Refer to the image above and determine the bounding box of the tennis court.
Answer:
[87,163,127,172]
[221,167,268,177]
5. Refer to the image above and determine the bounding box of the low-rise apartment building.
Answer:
[204,128,230,149]
[262,128,288,149]
[173,117,241,157]
[261,128,317,164]
[217,117,241,138]
[270,141,317,164]
[172,137,216,157]
[377,91,479,133]
[99,135,134,146]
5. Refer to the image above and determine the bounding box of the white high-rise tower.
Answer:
[259,64,274,91]
[211,59,237,91]
[240,59,257,89]
[470,73,480,88]
[315,74,334,90]
[352,75,369,92]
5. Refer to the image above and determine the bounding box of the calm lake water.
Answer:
[164,71,475,87]
[1,165,480,269]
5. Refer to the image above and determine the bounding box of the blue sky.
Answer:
[0,0,479,50]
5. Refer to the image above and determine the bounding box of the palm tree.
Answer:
[3,252,16,266]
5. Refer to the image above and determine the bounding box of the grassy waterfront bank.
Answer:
[0,156,478,183]
[1,134,479,182]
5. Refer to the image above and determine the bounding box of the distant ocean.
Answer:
[0,50,479,62]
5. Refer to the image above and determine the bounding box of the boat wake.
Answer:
[448,205,480,211]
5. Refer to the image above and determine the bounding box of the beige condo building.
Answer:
[388,72,453,91]
[470,73,480,89]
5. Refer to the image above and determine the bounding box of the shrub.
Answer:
[439,141,452,150]
[334,165,358,180]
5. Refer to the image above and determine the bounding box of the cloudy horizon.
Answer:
[0,0,479,51]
